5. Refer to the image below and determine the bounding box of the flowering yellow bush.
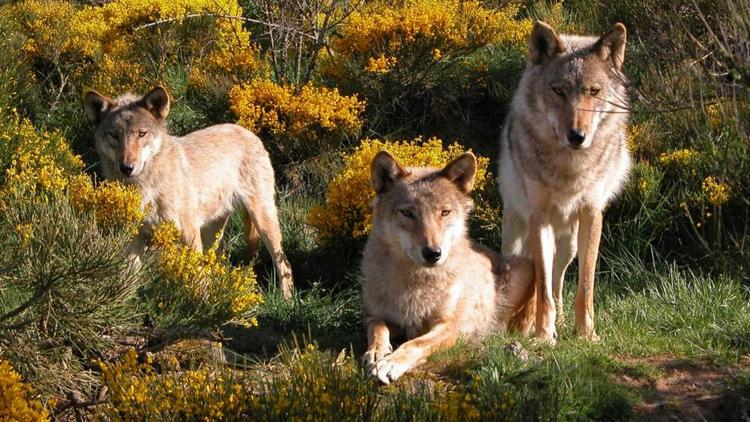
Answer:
[326,0,528,60]
[100,349,251,419]
[100,344,377,420]
[0,115,83,199]
[320,0,531,81]
[67,175,146,236]
[150,222,262,322]
[705,103,723,130]
[317,0,531,134]
[308,138,490,244]
[626,123,641,153]
[13,0,264,94]
[0,361,49,421]
[14,223,35,247]
[366,54,399,74]
[702,176,730,206]
[229,79,365,160]
[658,148,700,167]
[251,343,375,420]
[188,18,268,93]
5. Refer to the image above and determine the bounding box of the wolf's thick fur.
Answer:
[499,22,631,344]
[362,152,534,384]
[84,86,294,298]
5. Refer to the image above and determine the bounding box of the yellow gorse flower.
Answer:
[0,361,49,421]
[308,138,490,244]
[12,0,262,93]
[366,54,398,74]
[68,175,146,236]
[230,79,364,137]
[99,349,252,419]
[702,176,730,206]
[0,115,83,199]
[14,223,34,246]
[151,222,262,319]
[705,103,723,130]
[626,123,641,152]
[320,0,531,81]
[229,79,365,158]
[658,148,700,167]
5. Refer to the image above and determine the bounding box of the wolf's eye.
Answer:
[109,132,119,140]
[400,209,415,219]
[552,87,565,97]
[590,88,601,96]
[441,210,451,217]
[138,130,148,137]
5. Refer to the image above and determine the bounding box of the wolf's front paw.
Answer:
[374,354,412,385]
[533,328,558,346]
[362,349,390,377]
[575,327,600,342]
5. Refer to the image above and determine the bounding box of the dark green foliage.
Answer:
[0,193,146,397]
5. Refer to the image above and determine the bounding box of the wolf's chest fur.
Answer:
[365,260,458,337]
[390,271,455,336]
[503,114,630,217]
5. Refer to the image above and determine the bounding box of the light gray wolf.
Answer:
[498,21,631,344]
[84,86,294,298]
[362,151,535,384]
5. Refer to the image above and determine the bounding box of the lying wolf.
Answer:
[362,151,534,384]
[84,86,294,298]
[499,21,632,344]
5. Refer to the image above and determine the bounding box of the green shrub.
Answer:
[318,0,531,136]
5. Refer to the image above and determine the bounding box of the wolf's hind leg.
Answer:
[242,210,260,258]
[242,193,294,299]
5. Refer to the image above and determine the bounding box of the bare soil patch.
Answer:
[619,356,750,421]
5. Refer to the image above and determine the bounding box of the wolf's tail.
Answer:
[496,255,536,335]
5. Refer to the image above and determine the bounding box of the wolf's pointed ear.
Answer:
[595,23,627,71]
[371,151,410,194]
[440,152,477,194]
[83,90,114,125]
[529,21,566,64]
[138,86,171,120]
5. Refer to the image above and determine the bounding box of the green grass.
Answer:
[1,0,748,418]
[205,191,750,421]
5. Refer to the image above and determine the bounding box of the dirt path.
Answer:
[619,356,750,421]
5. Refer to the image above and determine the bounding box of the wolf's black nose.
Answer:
[567,129,586,146]
[422,247,442,263]
[119,163,135,176]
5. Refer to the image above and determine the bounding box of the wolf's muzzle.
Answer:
[421,247,442,264]
[119,163,135,176]
[567,129,586,147]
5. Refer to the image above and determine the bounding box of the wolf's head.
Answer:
[370,151,477,267]
[527,21,628,150]
[84,86,170,179]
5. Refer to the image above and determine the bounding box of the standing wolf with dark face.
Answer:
[499,22,631,344]
[84,86,294,298]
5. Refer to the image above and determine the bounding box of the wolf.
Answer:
[84,86,294,298]
[361,151,535,384]
[498,21,631,344]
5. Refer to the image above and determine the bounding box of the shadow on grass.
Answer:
[222,285,366,361]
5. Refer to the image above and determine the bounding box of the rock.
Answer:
[504,340,529,362]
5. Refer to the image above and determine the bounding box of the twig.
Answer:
[132,13,317,40]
